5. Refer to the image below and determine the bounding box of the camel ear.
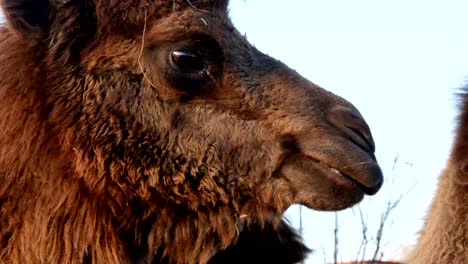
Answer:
[1,0,57,40]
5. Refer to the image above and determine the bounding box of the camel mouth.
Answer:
[278,134,383,210]
[305,155,382,196]
[280,154,371,211]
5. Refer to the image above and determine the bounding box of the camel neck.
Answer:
[408,90,468,263]
[408,163,468,263]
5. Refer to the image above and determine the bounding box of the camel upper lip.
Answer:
[305,155,382,195]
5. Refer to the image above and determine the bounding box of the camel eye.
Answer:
[169,50,205,74]
[163,38,223,92]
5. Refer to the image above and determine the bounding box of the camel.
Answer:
[407,89,468,263]
[0,0,383,263]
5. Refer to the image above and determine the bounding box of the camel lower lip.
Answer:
[305,156,375,195]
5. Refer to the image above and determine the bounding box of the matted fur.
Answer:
[0,0,382,263]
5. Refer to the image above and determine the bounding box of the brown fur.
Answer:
[0,1,383,263]
[408,89,468,263]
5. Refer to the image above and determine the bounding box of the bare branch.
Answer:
[355,205,369,262]
[334,213,339,264]
[370,155,416,261]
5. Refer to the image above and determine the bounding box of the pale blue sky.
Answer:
[2,1,468,263]
[229,0,468,263]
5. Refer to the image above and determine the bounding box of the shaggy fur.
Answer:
[0,0,383,263]
[408,88,468,263]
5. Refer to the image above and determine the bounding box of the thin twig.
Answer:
[186,0,209,13]
[138,7,157,89]
[340,161,372,170]
[333,213,339,264]
[200,17,208,26]
[321,246,327,264]
[370,156,416,262]
[355,205,369,262]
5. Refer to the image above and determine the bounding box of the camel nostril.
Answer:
[329,105,376,153]
[345,125,376,152]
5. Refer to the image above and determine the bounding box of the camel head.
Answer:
[1,0,383,229]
